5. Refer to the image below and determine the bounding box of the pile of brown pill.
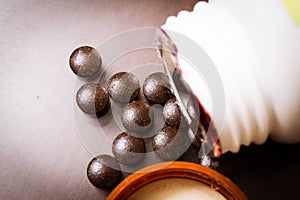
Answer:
[70,46,202,189]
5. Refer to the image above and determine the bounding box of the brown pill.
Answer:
[112,132,145,165]
[143,72,174,104]
[121,101,152,133]
[188,124,204,148]
[69,46,102,78]
[76,83,109,116]
[87,154,122,189]
[163,97,182,128]
[107,72,140,103]
[152,126,186,161]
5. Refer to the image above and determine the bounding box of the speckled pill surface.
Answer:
[163,97,182,128]
[76,83,109,116]
[143,72,174,104]
[112,132,145,165]
[152,126,186,161]
[107,72,140,103]
[87,154,122,189]
[121,101,152,133]
[69,46,102,78]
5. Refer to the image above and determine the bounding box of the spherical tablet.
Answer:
[163,97,182,128]
[152,126,186,161]
[112,132,145,165]
[143,72,174,104]
[121,101,152,133]
[69,46,102,78]
[76,83,109,116]
[188,125,204,148]
[87,154,122,188]
[107,72,140,103]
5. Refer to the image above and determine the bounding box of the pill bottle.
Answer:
[162,0,300,153]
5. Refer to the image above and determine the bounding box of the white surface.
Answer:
[0,1,103,156]
[0,1,124,199]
